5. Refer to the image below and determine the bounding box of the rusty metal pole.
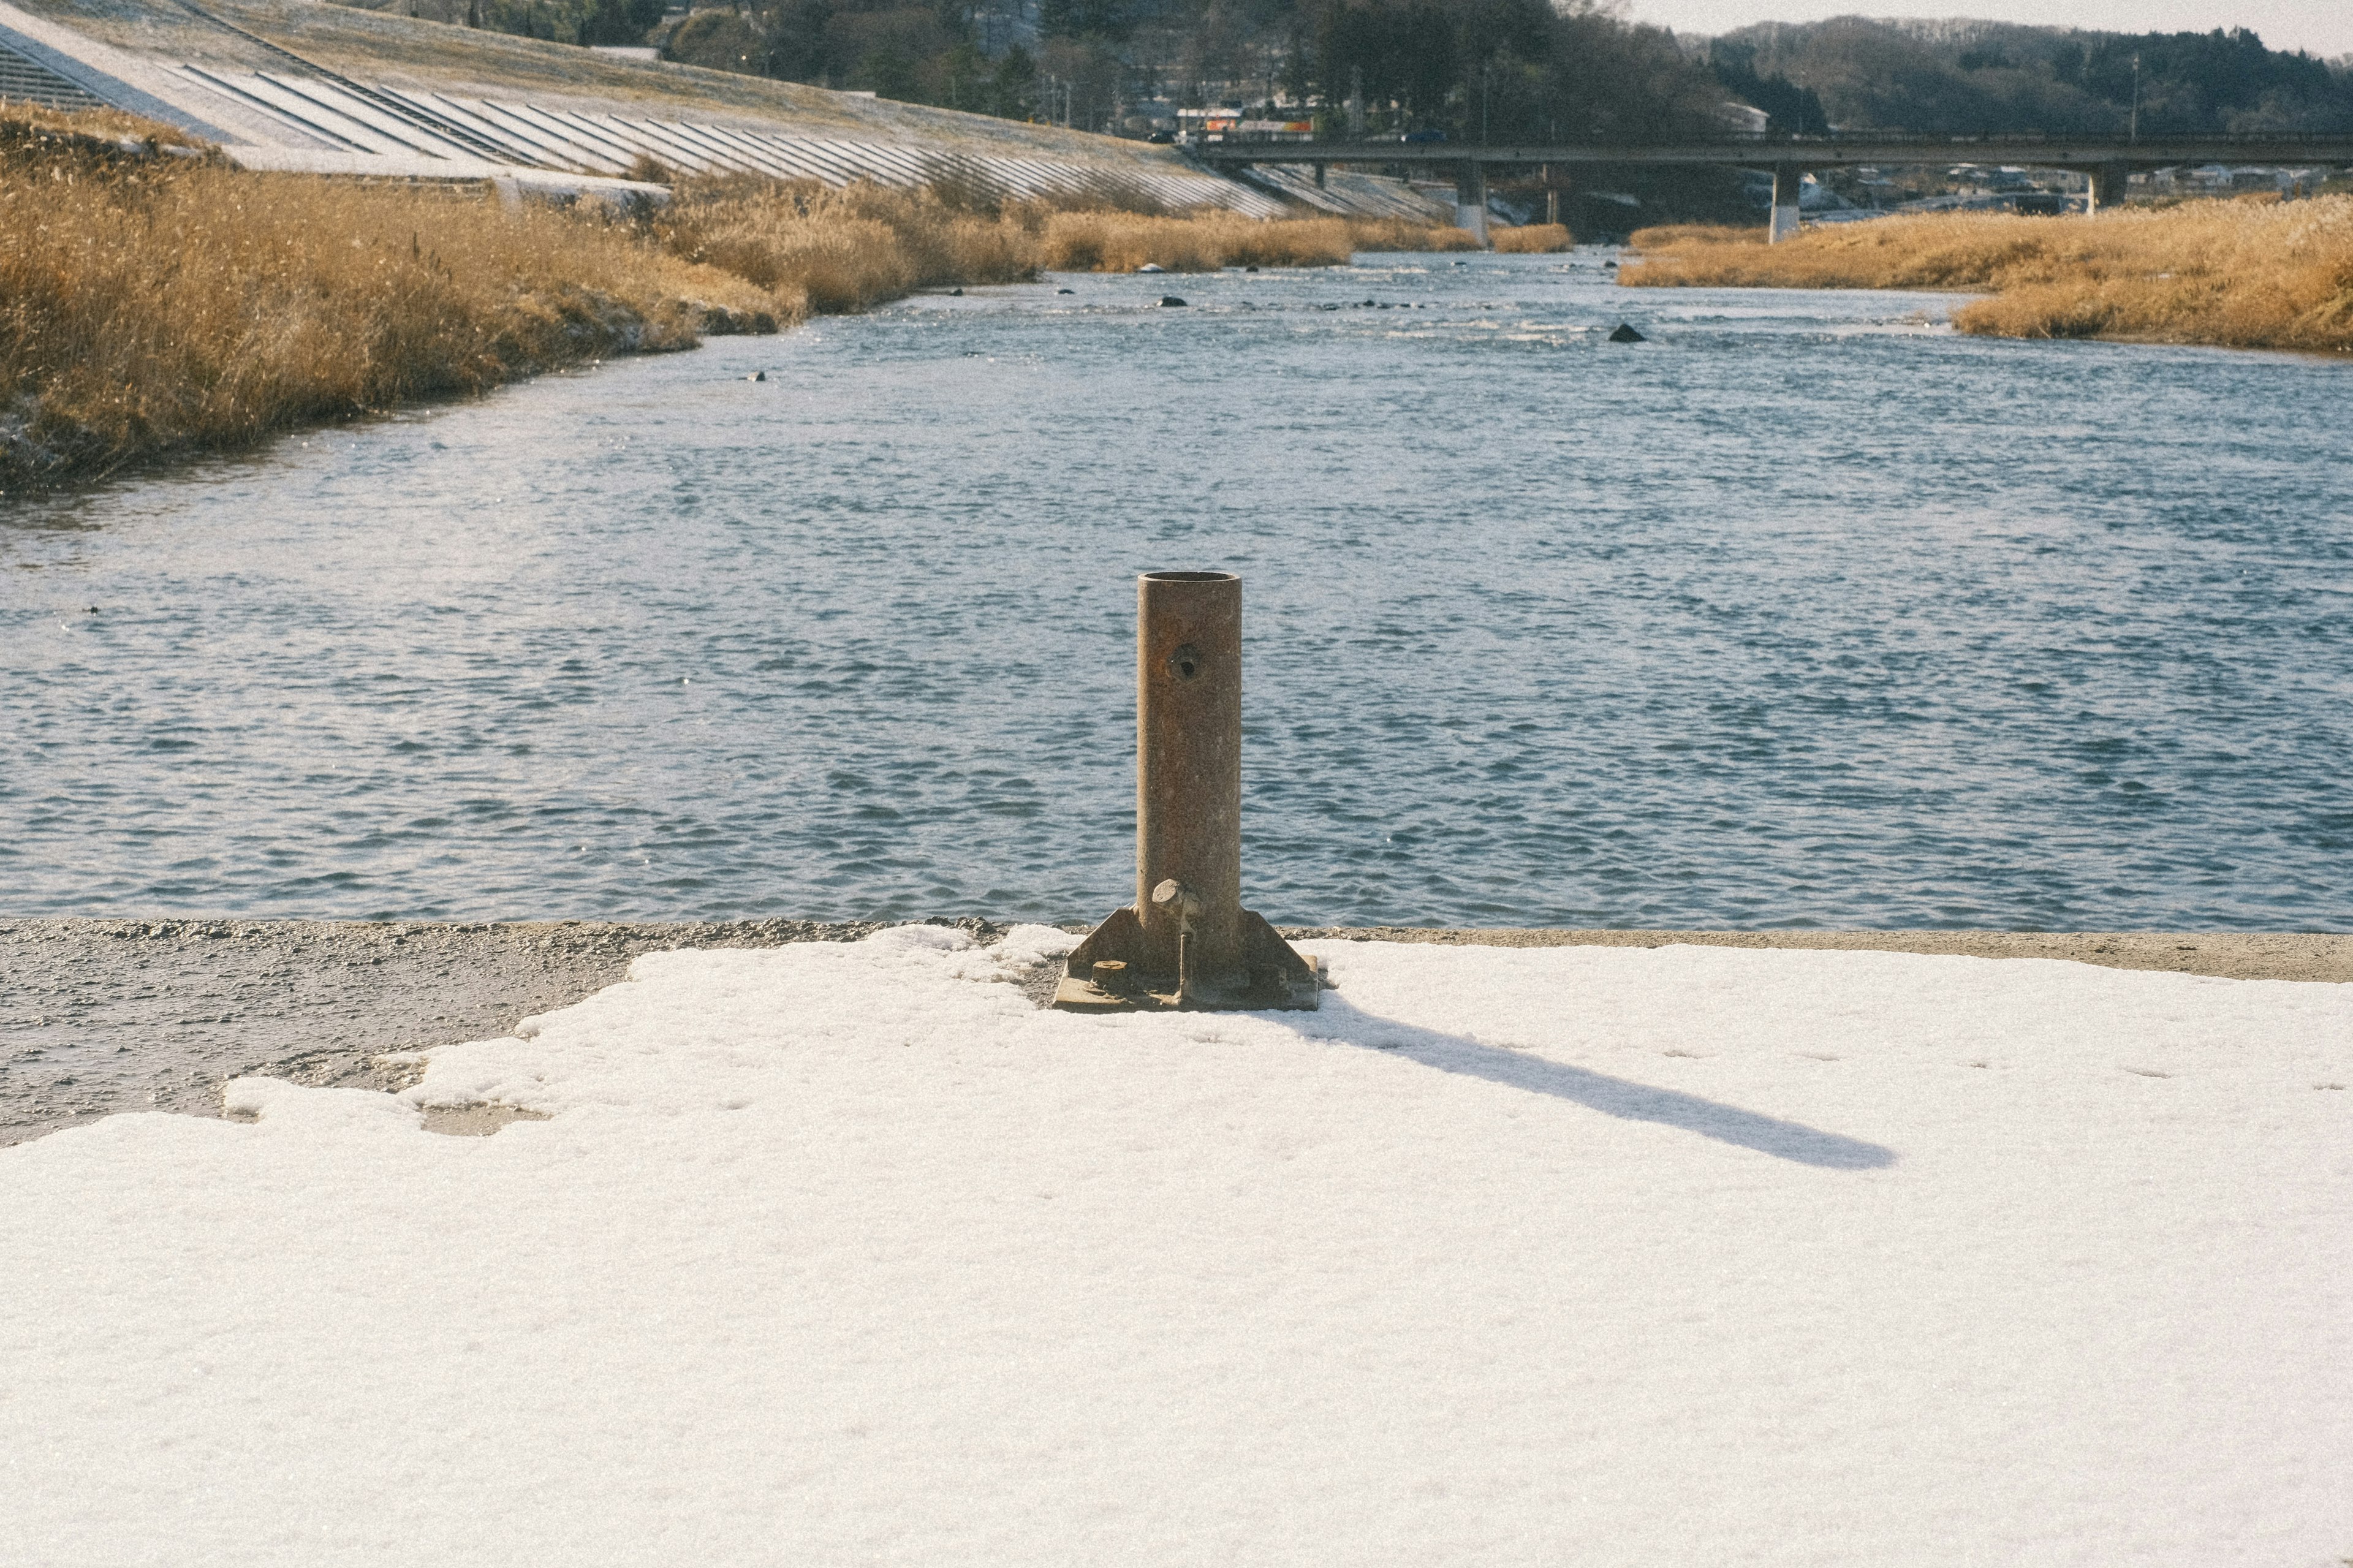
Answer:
[1135,571,1242,992]
[1055,572,1318,1012]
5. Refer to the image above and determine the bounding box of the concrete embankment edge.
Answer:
[5,918,2346,1147]
[1279,926,2353,984]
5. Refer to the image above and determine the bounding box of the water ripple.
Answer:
[3,252,2349,928]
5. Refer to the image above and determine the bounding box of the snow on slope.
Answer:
[3,928,2347,1566]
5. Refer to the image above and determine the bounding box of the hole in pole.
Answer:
[1167,643,1203,681]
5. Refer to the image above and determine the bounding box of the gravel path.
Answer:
[0,918,997,1147]
[6,918,2345,1147]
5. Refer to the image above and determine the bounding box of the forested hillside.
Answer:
[336,0,2353,145]
[1710,18,2353,137]
[341,0,1735,142]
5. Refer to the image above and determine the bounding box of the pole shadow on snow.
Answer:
[1290,993,1896,1171]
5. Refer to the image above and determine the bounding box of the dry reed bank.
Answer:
[1,118,771,488]
[1491,223,1574,254]
[1620,199,2353,354]
[1039,210,1353,271]
[1348,217,1486,253]
[653,175,1039,315]
[2,107,1479,487]
[650,181,1480,297]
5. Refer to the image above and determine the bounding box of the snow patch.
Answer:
[2,932,2347,1565]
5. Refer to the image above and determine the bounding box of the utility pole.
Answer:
[2129,51,2141,143]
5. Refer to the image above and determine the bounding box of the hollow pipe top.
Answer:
[1139,571,1240,583]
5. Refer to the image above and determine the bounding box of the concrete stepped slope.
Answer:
[1242,159,1457,224]
[0,0,1432,216]
[1,29,105,106]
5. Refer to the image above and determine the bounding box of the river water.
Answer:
[6,251,2349,929]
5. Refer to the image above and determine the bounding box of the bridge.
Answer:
[1193,134,2353,240]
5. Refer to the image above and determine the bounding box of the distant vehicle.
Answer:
[1403,129,1448,143]
[1146,130,1173,143]
[1177,108,1243,138]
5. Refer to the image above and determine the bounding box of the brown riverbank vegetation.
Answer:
[1,113,772,488]
[1344,217,1485,253]
[662,184,1480,286]
[3,106,1480,487]
[652,175,1040,314]
[1620,198,2353,354]
[1039,210,1360,272]
[1491,223,1574,254]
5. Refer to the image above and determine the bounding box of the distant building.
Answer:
[1716,102,1769,136]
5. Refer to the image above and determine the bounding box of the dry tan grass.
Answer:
[0,99,205,149]
[1620,222,1758,252]
[1344,217,1483,253]
[4,105,1502,485]
[1,111,775,486]
[1036,210,1483,270]
[1491,222,1574,254]
[1621,199,2353,353]
[1037,210,1354,272]
[654,176,1039,315]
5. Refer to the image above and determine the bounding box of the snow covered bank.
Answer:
[4,929,2347,1565]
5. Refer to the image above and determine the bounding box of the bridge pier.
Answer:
[2086,161,2131,214]
[1770,162,1803,243]
[1455,161,1490,246]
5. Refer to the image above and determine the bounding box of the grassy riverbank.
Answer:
[1493,223,1574,254]
[1,113,775,487]
[1,107,1474,488]
[656,178,1398,304]
[1621,197,2353,354]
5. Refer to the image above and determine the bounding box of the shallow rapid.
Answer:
[5,251,2348,928]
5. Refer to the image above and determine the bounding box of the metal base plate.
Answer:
[1051,953,1321,1013]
